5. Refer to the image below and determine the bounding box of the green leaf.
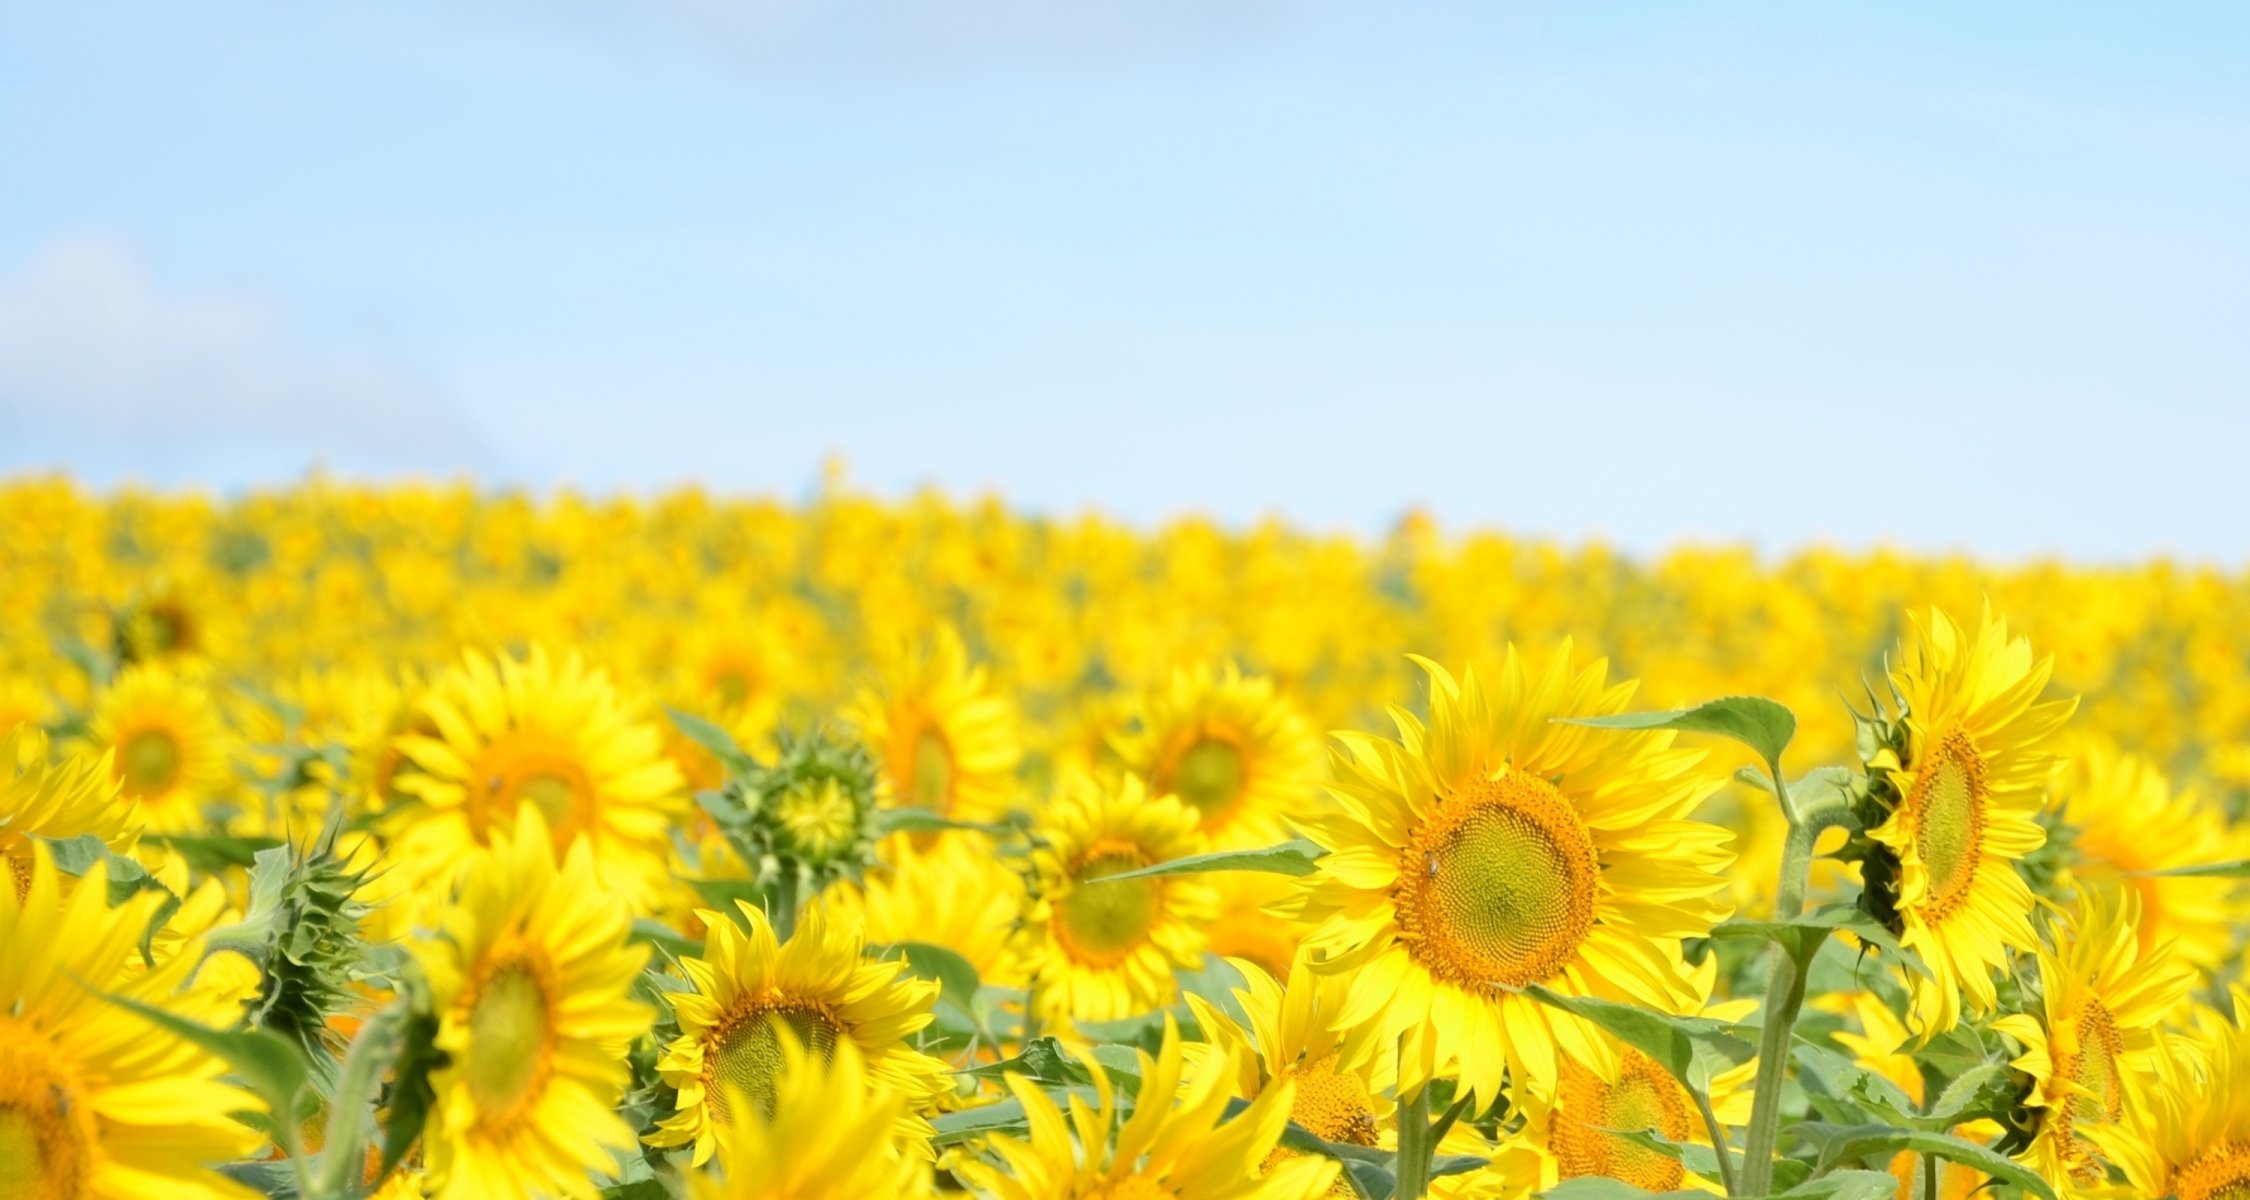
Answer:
[1714,906,1929,979]
[1802,1123,2056,1200]
[101,992,308,1133]
[688,879,770,914]
[879,941,981,1009]
[1920,1061,2022,1127]
[316,1002,407,1199]
[665,707,756,774]
[873,806,1011,837]
[629,918,702,959]
[146,832,285,872]
[598,1183,672,1200]
[1792,1041,1919,1127]
[1771,1171,1900,1199]
[1526,985,1756,1094]
[959,1036,1088,1086]
[1602,1126,1724,1180]
[930,1087,1098,1146]
[1560,695,1796,767]
[1095,838,1326,883]
[2132,859,2250,878]
[376,976,443,1182]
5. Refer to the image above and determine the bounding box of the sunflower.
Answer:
[1287,649,1733,1107]
[1014,772,1215,1027]
[843,626,1020,824]
[416,806,655,1200]
[685,1031,936,1200]
[1824,989,2001,1199]
[953,1014,1339,1200]
[1992,888,2193,1195]
[0,674,57,738]
[1115,661,1324,849]
[82,663,236,835]
[1866,605,2077,1036]
[646,899,951,1166]
[0,843,262,1200]
[1513,1030,1753,1194]
[2051,739,2248,974]
[1205,871,1309,984]
[825,831,1027,987]
[2108,992,2250,1200]
[389,647,687,909]
[1,726,137,897]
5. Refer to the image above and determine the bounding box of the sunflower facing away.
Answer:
[389,647,687,909]
[685,1030,935,1200]
[646,899,950,1166]
[83,663,236,835]
[1014,772,1216,1027]
[1287,648,1733,1108]
[1992,888,2194,1195]
[1866,605,2077,1036]
[842,625,1020,825]
[1115,661,1325,849]
[0,844,261,1200]
[416,805,656,1200]
[953,1014,1340,1200]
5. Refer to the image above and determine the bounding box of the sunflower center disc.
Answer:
[121,729,181,794]
[1168,736,1246,820]
[709,1005,841,1122]
[910,726,955,812]
[1398,771,1599,990]
[1287,1053,1380,1147]
[2068,1000,2125,1124]
[2172,1148,2250,1200]
[0,1032,92,1200]
[476,734,597,843]
[1554,1054,1691,1190]
[1911,730,1988,917]
[466,962,552,1119]
[1057,850,1158,966]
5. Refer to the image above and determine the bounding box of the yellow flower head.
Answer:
[844,625,1020,824]
[1289,648,1733,1108]
[685,1031,936,1200]
[1116,661,1325,849]
[417,805,656,1200]
[647,899,950,1166]
[0,726,137,897]
[1868,604,2077,1035]
[82,663,235,835]
[2112,990,2250,1200]
[826,831,1028,987]
[1015,772,1216,1026]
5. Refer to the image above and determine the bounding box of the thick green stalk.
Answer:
[1921,1149,1939,1200]
[1395,1078,1433,1200]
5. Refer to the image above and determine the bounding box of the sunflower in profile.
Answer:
[1115,662,1324,849]
[1287,649,1732,1107]
[82,663,236,835]
[1993,889,2193,1195]
[1014,772,1215,1026]
[2051,740,2248,974]
[953,1014,1339,1200]
[416,806,655,1200]
[646,899,951,1166]
[0,726,137,897]
[686,1031,936,1200]
[388,647,686,908]
[2108,992,2250,1200]
[1865,605,2077,1035]
[843,626,1020,824]
[825,831,1027,986]
[0,843,262,1200]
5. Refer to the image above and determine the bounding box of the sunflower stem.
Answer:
[1738,759,1813,1197]
[1694,1085,1739,1197]
[1395,1073,1433,1200]
[769,872,801,941]
[1921,1147,1940,1200]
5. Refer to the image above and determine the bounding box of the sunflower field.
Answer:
[6,476,2250,1200]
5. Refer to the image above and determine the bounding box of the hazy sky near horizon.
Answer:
[3,3,2247,559]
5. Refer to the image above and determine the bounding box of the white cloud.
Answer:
[0,235,499,484]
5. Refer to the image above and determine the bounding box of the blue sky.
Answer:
[3,3,2246,558]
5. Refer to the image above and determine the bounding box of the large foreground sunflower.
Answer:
[1116,661,1324,848]
[646,900,950,1166]
[1287,649,1733,1106]
[389,647,686,908]
[954,1015,1339,1200]
[1866,605,2077,1035]
[416,806,655,1200]
[82,663,235,835]
[0,844,260,1199]
[2050,739,2248,974]
[843,626,1020,824]
[1014,772,1215,1026]
[686,1032,935,1199]
[1993,889,2193,1195]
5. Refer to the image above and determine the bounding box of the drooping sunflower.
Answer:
[1993,888,2194,1196]
[2051,739,2248,975]
[81,663,236,835]
[953,1014,1340,1200]
[0,843,262,1200]
[842,626,1020,824]
[824,831,1027,987]
[416,806,655,1200]
[685,1031,936,1200]
[388,647,687,908]
[1,726,137,897]
[1287,649,1733,1107]
[1866,605,2077,1036]
[1014,772,1216,1027]
[646,899,951,1166]
[1115,661,1325,849]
